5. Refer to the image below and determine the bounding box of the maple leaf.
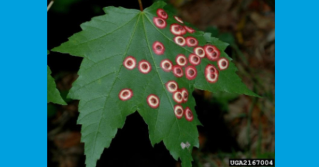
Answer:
[47,51,66,105]
[52,2,257,167]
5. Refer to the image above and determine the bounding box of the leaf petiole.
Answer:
[138,0,143,11]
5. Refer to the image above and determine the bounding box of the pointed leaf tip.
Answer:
[47,66,67,105]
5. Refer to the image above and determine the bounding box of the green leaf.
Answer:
[52,2,257,167]
[47,65,67,105]
[47,51,66,105]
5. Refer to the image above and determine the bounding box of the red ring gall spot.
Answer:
[204,45,215,53]
[160,59,173,72]
[184,107,193,121]
[181,88,188,102]
[194,46,205,58]
[156,8,168,19]
[176,54,187,66]
[188,53,201,66]
[174,105,184,119]
[138,60,151,74]
[186,37,198,47]
[153,17,167,29]
[185,66,197,80]
[174,36,186,46]
[123,56,136,70]
[119,89,133,101]
[217,58,229,70]
[173,65,184,78]
[166,80,178,93]
[173,90,183,103]
[147,94,160,109]
[152,41,165,55]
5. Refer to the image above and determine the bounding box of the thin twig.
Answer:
[47,0,54,12]
[138,0,143,11]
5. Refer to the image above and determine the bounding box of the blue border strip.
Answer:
[0,0,47,166]
[276,0,319,166]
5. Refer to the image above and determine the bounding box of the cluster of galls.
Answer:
[121,55,159,108]
[153,8,229,83]
[166,81,193,121]
[123,56,152,74]
[117,8,230,121]
[118,88,160,109]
